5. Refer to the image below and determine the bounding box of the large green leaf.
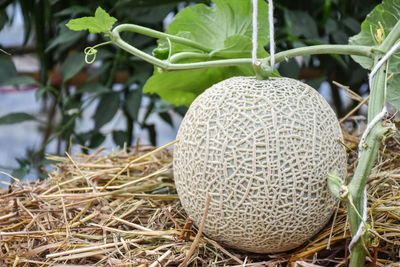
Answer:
[349,0,400,109]
[145,66,254,106]
[144,0,270,106]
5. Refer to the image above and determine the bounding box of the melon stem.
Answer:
[347,19,400,267]
[109,24,374,72]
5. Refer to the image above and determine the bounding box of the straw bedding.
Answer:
[0,121,399,266]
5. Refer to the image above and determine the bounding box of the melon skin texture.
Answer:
[173,77,346,253]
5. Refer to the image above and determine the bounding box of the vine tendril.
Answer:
[84,41,112,64]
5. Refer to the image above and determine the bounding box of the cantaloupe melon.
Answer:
[173,77,346,253]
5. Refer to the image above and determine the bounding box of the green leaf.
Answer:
[145,0,270,106]
[88,61,112,81]
[285,9,318,39]
[0,112,36,125]
[349,0,400,110]
[278,58,300,79]
[325,18,338,36]
[332,30,348,44]
[143,124,156,146]
[12,167,29,180]
[112,130,127,147]
[211,35,266,59]
[1,75,38,86]
[0,54,17,83]
[93,92,120,129]
[163,0,269,54]
[47,25,86,52]
[144,65,254,107]
[77,82,110,94]
[327,169,345,200]
[305,77,326,90]
[61,52,87,82]
[343,17,361,34]
[125,89,142,121]
[66,7,117,34]
[89,132,106,148]
[0,10,8,31]
[55,6,91,17]
[159,112,173,127]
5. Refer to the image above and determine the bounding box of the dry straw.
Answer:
[0,119,399,266]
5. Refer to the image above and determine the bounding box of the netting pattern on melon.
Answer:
[173,77,347,253]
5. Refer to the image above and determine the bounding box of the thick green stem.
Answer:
[169,52,210,63]
[347,69,387,267]
[349,241,368,267]
[113,24,212,52]
[348,65,386,198]
[272,45,373,64]
[347,19,400,267]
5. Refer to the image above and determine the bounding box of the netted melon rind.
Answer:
[173,77,347,253]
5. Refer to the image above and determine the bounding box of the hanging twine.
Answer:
[268,0,275,67]
[348,189,368,251]
[349,41,400,252]
[368,41,400,88]
[357,106,387,158]
[252,0,259,64]
[252,0,275,67]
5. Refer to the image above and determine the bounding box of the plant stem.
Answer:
[111,32,373,71]
[347,19,400,267]
[169,52,210,63]
[272,45,373,64]
[110,29,251,70]
[113,24,212,53]
[110,24,373,71]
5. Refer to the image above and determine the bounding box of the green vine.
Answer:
[84,41,112,64]
[106,24,375,73]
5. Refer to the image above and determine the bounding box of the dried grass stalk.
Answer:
[0,127,399,266]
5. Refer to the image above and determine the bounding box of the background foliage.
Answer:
[0,0,378,179]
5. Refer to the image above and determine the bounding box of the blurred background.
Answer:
[0,0,377,181]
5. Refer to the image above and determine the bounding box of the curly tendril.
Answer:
[84,47,98,64]
[83,41,113,64]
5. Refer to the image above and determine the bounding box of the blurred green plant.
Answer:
[0,0,194,179]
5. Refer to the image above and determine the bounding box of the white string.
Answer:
[348,189,368,251]
[357,106,387,158]
[349,41,400,253]
[368,41,400,88]
[268,0,275,67]
[252,0,275,68]
[252,0,258,64]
